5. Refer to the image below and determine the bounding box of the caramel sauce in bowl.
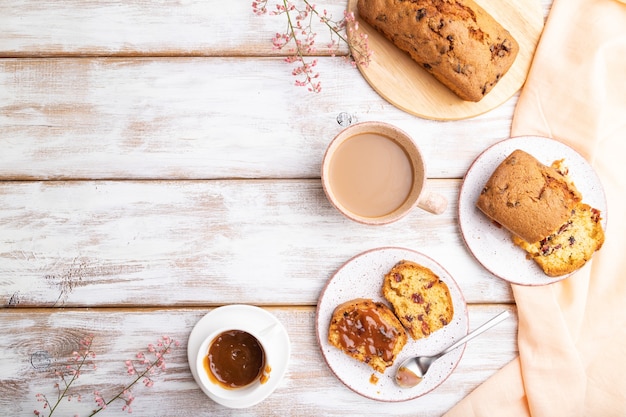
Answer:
[205,330,265,389]
[196,326,274,401]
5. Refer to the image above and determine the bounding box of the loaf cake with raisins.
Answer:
[513,203,605,277]
[382,261,453,340]
[357,0,519,102]
[476,149,605,277]
[328,298,407,373]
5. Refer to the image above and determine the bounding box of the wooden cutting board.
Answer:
[347,0,545,120]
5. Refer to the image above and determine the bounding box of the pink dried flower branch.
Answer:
[253,0,372,92]
[34,335,96,417]
[34,335,179,417]
[88,336,179,415]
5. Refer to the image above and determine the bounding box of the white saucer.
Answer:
[316,247,468,402]
[187,305,291,408]
[459,136,608,286]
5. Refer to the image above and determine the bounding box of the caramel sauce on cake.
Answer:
[328,299,407,373]
[335,306,398,363]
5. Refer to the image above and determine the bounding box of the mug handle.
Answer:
[416,191,448,215]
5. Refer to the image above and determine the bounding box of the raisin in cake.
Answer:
[357,0,519,102]
[382,261,454,340]
[328,298,407,373]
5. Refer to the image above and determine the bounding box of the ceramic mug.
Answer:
[321,121,447,225]
[195,324,278,401]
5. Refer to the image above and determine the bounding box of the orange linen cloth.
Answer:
[444,0,626,415]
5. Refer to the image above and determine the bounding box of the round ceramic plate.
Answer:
[187,305,291,408]
[459,136,608,286]
[315,247,468,402]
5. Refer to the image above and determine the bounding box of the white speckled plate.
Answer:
[315,247,468,402]
[187,305,291,408]
[459,136,608,286]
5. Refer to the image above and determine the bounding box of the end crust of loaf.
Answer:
[476,149,582,243]
[328,298,407,373]
[382,260,454,340]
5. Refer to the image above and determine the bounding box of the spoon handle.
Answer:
[442,310,510,355]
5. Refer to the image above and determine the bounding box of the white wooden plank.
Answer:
[0,304,518,416]
[0,0,351,57]
[0,57,519,181]
[0,179,513,307]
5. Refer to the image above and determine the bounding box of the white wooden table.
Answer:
[0,1,551,415]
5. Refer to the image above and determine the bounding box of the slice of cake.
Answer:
[382,260,453,340]
[513,203,605,276]
[328,298,407,373]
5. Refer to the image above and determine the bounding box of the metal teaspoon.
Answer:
[395,310,511,388]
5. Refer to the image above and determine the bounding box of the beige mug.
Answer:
[321,121,447,225]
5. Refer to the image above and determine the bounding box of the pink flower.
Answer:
[252,0,268,15]
[121,389,135,413]
[94,390,107,409]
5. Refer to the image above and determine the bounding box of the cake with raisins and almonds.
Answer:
[382,260,454,340]
[328,298,408,373]
[357,0,519,102]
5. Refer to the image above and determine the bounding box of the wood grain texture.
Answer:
[0,1,351,57]
[0,305,518,417]
[0,57,517,181]
[0,179,513,307]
